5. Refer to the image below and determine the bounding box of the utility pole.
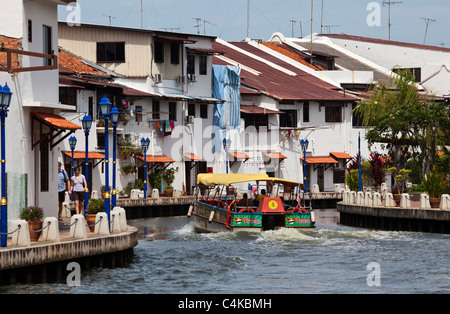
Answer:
[289,20,297,37]
[103,15,116,26]
[382,0,402,40]
[323,25,340,34]
[310,0,313,64]
[247,0,250,38]
[422,17,436,45]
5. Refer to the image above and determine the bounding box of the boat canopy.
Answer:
[197,173,299,188]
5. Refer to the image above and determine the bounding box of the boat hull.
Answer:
[192,200,314,233]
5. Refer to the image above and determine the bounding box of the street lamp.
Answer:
[69,135,77,201]
[222,137,231,174]
[0,83,12,247]
[300,138,309,194]
[140,137,150,199]
[98,95,111,221]
[110,105,120,207]
[81,114,93,216]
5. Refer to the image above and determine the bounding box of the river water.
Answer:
[2,210,449,294]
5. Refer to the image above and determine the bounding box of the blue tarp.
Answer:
[212,65,241,152]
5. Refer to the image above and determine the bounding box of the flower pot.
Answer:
[165,189,173,197]
[429,198,440,209]
[29,220,43,242]
[86,214,97,232]
[393,194,401,207]
[101,191,106,199]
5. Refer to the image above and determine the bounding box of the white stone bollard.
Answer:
[70,214,87,239]
[130,189,140,199]
[173,188,181,198]
[419,193,431,209]
[343,190,350,204]
[62,202,72,218]
[350,191,356,204]
[356,191,365,205]
[400,193,411,208]
[440,194,450,210]
[112,206,127,231]
[11,220,30,247]
[41,217,60,242]
[110,210,122,233]
[384,193,396,207]
[334,184,342,193]
[94,212,110,235]
[64,191,71,203]
[373,192,382,207]
[312,184,320,194]
[380,183,387,194]
[91,190,100,199]
[364,192,372,206]
[152,188,160,199]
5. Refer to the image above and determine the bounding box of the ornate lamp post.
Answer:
[110,105,120,207]
[0,83,12,248]
[69,135,77,201]
[81,114,93,216]
[300,138,309,194]
[98,95,111,221]
[222,137,231,174]
[140,137,150,199]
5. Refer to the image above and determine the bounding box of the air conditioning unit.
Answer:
[188,74,198,82]
[185,115,194,123]
[176,75,186,84]
[154,73,162,83]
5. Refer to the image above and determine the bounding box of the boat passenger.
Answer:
[255,189,269,202]
[237,193,251,207]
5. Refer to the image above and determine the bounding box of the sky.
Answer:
[58,0,450,47]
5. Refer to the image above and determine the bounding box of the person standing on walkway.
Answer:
[69,167,87,215]
[58,162,69,221]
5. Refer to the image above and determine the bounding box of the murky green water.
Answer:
[2,210,449,294]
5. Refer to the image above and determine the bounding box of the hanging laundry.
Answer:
[164,120,171,132]
[170,120,175,130]
[156,121,161,129]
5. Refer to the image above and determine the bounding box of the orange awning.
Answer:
[330,152,353,159]
[183,153,204,161]
[301,156,338,164]
[136,155,175,163]
[32,112,81,130]
[264,152,287,159]
[229,152,250,159]
[63,151,105,159]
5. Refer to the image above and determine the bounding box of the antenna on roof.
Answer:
[247,0,250,39]
[323,25,341,34]
[103,15,116,26]
[204,20,217,35]
[422,17,436,45]
[289,20,297,37]
[193,18,202,35]
[382,0,402,40]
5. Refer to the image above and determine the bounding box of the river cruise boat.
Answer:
[188,173,315,233]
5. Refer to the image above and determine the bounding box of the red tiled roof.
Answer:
[240,105,283,114]
[229,152,250,159]
[136,155,175,163]
[300,156,338,164]
[63,151,105,159]
[32,112,81,130]
[264,152,287,159]
[212,41,356,102]
[183,153,204,161]
[59,49,107,76]
[261,42,325,71]
[330,152,353,159]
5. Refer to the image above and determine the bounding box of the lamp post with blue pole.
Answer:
[81,114,93,216]
[222,137,231,174]
[358,132,362,192]
[140,137,150,199]
[300,138,309,194]
[110,105,120,208]
[0,83,12,248]
[98,95,111,221]
[69,136,77,201]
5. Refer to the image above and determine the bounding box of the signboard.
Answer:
[232,214,262,227]
[285,213,312,227]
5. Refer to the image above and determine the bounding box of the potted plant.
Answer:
[422,170,445,208]
[100,185,111,199]
[345,169,360,192]
[86,198,105,232]
[19,205,44,242]
[162,167,178,197]
[120,163,138,175]
[148,171,162,191]
[389,168,411,206]
[118,138,143,160]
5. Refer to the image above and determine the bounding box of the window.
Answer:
[28,20,32,43]
[40,141,49,192]
[352,103,364,127]
[303,101,309,122]
[42,25,52,66]
[187,54,195,75]
[135,105,143,123]
[199,55,207,75]
[97,42,125,63]
[59,87,77,106]
[324,103,342,122]
[200,104,208,119]
[170,43,180,64]
[280,109,297,127]
[152,101,160,120]
[333,169,345,184]
[155,41,164,63]
[188,103,195,117]
[393,67,421,82]
[241,113,268,130]
[169,102,177,121]
[88,96,94,120]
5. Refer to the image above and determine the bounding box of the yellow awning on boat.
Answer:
[197,173,300,187]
